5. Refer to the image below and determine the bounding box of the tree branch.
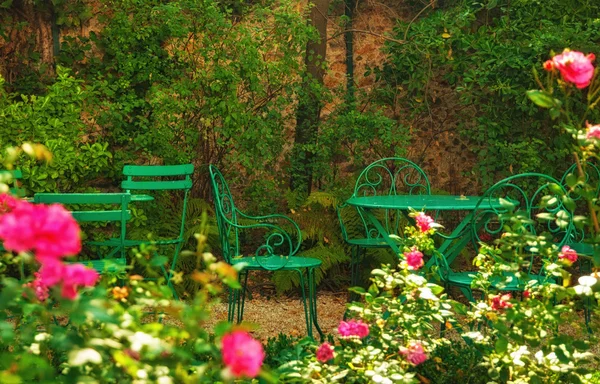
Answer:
[328,29,406,45]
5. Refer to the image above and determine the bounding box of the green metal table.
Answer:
[346,195,504,267]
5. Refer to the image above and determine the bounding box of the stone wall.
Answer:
[322,1,481,194]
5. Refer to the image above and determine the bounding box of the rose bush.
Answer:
[0,144,270,383]
[278,214,461,383]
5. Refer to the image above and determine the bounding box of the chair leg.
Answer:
[227,287,236,323]
[295,269,312,339]
[166,241,184,299]
[237,271,250,324]
[584,296,593,334]
[349,245,361,302]
[308,267,324,340]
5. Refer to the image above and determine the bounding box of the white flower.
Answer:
[574,275,597,296]
[535,350,543,364]
[155,366,170,376]
[405,274,427,286]
[579,275,597,286]
[128,332,162,353]
[29,343,40,355]
[372,374,383,383]
[137,369,148,379]
[157,377,173,384]
[69,348,103,366]
[464,331,484,342]
[510,346,530,367]
[34,333,50,342]
[419,287,439,301]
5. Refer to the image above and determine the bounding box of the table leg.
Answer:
[360,207,402,255]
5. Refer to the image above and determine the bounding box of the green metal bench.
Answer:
[434,173,574,302]
[209,165,323,339]
[337,157,431,298]
[33,193,131,273]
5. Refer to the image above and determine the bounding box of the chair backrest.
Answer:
[560,162,600,243]
[208,165,240,263]
[340,157,431,242]
[352,157,431,197]
[33,193,131,255]
[34,192,131,222]
[470,173,573,275]
[121,164,194,241]
[0,169,25,197]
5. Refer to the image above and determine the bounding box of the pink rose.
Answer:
[59,263,100,300]
[400,342,427,366]
[546,49,595,89]
[558,245,578,265]
[586,124,600,140]
[338,319,369,338]
[490,293,513,311]
[415,212,435,232]
[316,342,335,362]
[38,261,99,300]
[221,331,265,378]
[0,202,81,260]
[0,193,21,214]
[23,272,50,302]
[404,248,424,270]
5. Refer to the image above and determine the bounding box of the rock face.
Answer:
[323,1,481,194]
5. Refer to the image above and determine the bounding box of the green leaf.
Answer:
[526,90,557,109]
[549,107,561,120]
[149,255,169,267]
[565,173,578,188]
[495,336,508,354]
[499,198,515,209]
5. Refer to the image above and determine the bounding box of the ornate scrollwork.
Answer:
[471,173,573,252]
[350,158,431,241]
[209,165,301,270]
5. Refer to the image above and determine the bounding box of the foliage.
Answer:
[0,70,113,194]
[378,0,600,186]
[0,143,272,382]
[415,343,487,384]
[57,0,315,186]
[278,220,460,383]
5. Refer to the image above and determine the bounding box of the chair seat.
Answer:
[446,271,555,290]
[231,256,322,270]
[568,243,594,256]
[346,238,391,248]
[71,258,126,273]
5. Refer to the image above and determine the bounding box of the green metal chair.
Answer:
[560,162,600,331]
[559,161,600,263]
[434,173,573,302]
[209,165,323,339]
[117,164,194,298]
[337,157,431,296]
[33,193,131,273]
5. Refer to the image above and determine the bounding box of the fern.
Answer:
[272,244,350,294]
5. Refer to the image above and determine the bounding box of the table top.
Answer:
[346,195,504,210]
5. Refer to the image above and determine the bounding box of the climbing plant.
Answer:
[377,0,600,186]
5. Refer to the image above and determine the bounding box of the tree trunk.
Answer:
[290,0,330,194]
[344,0,356,106]
[0,0,56,85]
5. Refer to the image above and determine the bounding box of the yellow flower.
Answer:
[112,286,129,300]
